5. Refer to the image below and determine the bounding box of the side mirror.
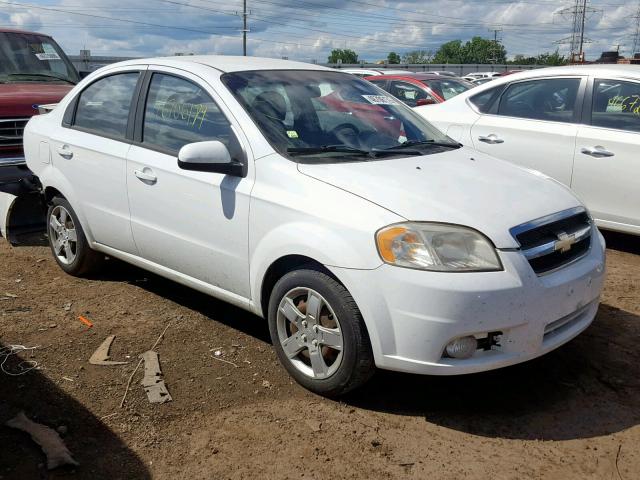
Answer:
[416,98,437,107]
[177,141,246,177]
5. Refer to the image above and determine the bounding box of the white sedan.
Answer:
[415,65,640,236]
[2,56,605,395]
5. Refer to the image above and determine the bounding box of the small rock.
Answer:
[306,420,322,432]
[15,279,22,283]
[49,323,57,329]
[214,350,222,357]
[371,439,382,447]
[262,380,272,388]
[212,448,219,454]
[56,425,68,435]
[63,302,72,312]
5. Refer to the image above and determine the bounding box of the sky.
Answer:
[0,0,638,62]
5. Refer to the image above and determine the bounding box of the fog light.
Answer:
[445,336,478,359]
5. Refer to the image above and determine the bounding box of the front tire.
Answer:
[268,268,374,397]
[47,197,104,276]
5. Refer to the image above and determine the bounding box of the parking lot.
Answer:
[0,230,638,480]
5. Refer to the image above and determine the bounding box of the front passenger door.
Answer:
[572,78,640,233]
[126,70,253,297]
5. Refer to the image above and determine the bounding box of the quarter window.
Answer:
[73,72,139,139]
[591,79,640,133]
[469,86,502,113]
[142,74,232,154]
[497,78,581,122]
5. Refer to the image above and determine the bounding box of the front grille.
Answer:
[511,208,592,275]
[0,117,29,149]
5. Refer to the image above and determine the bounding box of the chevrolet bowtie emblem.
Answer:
[554,231,576,253]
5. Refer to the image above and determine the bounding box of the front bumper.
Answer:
[329,228,606,375]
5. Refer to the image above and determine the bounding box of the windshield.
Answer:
[426,78,472,100]
[221,70,459,163]
[0,32,79,84]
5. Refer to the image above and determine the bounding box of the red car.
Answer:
[364,73,473,107]
[0,28,78,243]
[0,28,78,166]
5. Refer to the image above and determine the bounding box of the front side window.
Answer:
[497,78,581,122]
[142,74,232,154]
[221,70,459,164]
[388,81,433,107]
[74,72,139,139]
[591,79,640,133]
[0,32,79,84]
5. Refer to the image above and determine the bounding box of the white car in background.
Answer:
[2,56,605,396]
[416,65,640,236]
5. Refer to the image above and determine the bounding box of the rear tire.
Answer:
[268,267,374,397]
[47,196,104,276]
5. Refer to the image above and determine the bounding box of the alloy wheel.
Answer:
[276,287,344,379]
[49,205,78,265]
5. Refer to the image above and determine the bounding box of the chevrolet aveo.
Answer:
[18,56,606,396]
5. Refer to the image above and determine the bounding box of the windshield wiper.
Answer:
[7,73,76,85]
[287,145,424,158]
[288,145,373,157]
[387,140,462,150]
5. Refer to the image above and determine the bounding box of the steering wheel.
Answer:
[329,123,361,146]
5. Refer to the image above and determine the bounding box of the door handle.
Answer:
[580,146,615,158]
[134,169,158,184]
[57,145,73,159]
[478,134,504,144]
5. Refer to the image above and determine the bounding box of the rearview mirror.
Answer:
[177,141,246,177]
[416,98,437,107]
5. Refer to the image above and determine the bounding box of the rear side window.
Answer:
[469,86,502,113]
[142,73,232,154]
[73,72,139,139]
[591,79,640,133]
[497,78,581,122]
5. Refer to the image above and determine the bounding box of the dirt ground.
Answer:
[0,231,639,480]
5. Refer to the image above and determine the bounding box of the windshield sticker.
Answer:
[35,53,61,61]
[154,99,208,129]
[286,130,299,139]
[362,95,399,105]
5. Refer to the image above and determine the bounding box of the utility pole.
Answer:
[555,0,596,63]
[488,28,502,64]
[633,1,640,55]
[241,0,249,56]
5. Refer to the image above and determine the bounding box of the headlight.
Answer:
[376,222,502,272]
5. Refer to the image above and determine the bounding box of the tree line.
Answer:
[328,37,567,66]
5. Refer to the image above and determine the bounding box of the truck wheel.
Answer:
[268,268,374,397]
[47,197,104,276]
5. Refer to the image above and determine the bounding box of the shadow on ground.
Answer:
[601,230,640,255]
[0,341,151,480]
[90,257,271,344]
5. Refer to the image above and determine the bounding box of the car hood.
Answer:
[297,147,582,249]
[0,83,73,117]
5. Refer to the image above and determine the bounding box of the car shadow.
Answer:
[0,341,151,479]
[343,303,640,441]
[601,229,640,255]
[89,257,271,344]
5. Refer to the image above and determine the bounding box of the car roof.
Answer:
[0,27,52,37]
[113,55,333,73]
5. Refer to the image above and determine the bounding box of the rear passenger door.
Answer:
[572,77,640,233]
[48,67,144,254]
[126,67,253,297]
[470,77,585,186]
